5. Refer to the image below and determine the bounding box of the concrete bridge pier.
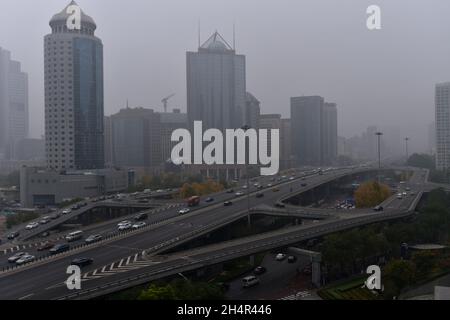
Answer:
[288,247,322,288]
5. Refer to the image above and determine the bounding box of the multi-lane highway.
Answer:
[0,166,430,300]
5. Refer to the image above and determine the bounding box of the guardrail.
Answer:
[56,199,420,300]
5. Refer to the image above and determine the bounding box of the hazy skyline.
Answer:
[1,0,450,153]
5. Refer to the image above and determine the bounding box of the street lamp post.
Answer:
[375,132,383,183]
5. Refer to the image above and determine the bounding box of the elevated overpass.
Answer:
[0,166,429,300]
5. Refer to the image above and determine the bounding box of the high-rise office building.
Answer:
[291,96,338,166]
[0,47,29,160]
[245,92,260,129]
[280,118,293,169]
[321,103,338,165]
[44,1,104,171]
[110,107,161,169]
[291,96,324,165]
[435,83,450,170]
[187,31,246,131]
[160,109,187,163]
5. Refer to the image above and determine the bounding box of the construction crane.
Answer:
[161,93,176,113]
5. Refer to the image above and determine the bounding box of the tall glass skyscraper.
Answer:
[0,47,29,159]
[186,31,246,131]
[44,1,104,171]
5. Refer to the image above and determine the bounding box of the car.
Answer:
[272,187,280,192]
[242,276,260,288]
[7,231,20,240]
[40,232,50,238]
[25,222,39,230]
[178,208,190,215]
[50,213,61,220]
[256,193,264,198]
[267,184,273,188]
[289,177,295,181]
[397,193,403,200]
[118,223,132,231]
[275,203,286,208]
[117,220,131,227]
[205,197,214,203]
[50,244,70,255]
[71,258,94,268]
[275,253,286,261]
[301,183,308,187]
[301,265,312,275]
[257,185,264,190]
[62,209,72,215]
[8,252,28,263]
[242,185,248,189]
[287,256,297,263]
[80,202,88,207]
[134,213,148,221]
[224,201,233,207]
[16,254,35,265]
[37,241,54,251]
[132,222,147,229]
[226,189,234,194]
[39,218,50,225]
[254,266,267,275]
[402,192,407,196]
[373,205,384,212]
[85,234,102,244]
[235,192,244,197]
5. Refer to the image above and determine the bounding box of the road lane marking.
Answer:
[18,293,35,300]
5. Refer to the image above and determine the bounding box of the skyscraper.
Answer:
[245,92,260,129]
[187,31,246,131]
[110,107,161,169]
[44,1,104,171]
[321,103,338,165]
[0,47,29,159]
[435,83,450,170]
[291,96,324,165]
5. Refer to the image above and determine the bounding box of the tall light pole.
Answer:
[241,125,251,227]
[375,132,383,182]
[405,137,410,164]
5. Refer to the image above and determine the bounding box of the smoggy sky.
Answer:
[1,0,450,153]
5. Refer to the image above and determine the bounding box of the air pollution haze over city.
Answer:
[1,0,449,153]
[2,0,450,306]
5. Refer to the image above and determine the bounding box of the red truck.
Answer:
[187,196,200,207]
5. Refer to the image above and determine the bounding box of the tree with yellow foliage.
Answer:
[179,179,225,199]
[354,181,391,208]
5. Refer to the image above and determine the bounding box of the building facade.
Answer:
[435,83,450,170]
[44,1,104,171]
[245,92,260,129]
[187,31,246,132]
[0,47,29,160]
[321,103,338,165]
[110,107,161,169]
[291,96,324,166]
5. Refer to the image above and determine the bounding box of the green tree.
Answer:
[384,259,416,294]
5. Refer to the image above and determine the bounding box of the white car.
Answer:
[16,254,35,265]
[8,252,28,263]
[62,209,72,215]
[275,253,286,261]
[25,222,39,230]
[118,223,132,231]
[178,208,190,215]
[397,193,403,200]
[132,222,146,229]
[235,192,244,197]
[117,220,131,228]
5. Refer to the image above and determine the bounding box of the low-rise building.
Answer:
[20,167,130,208]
